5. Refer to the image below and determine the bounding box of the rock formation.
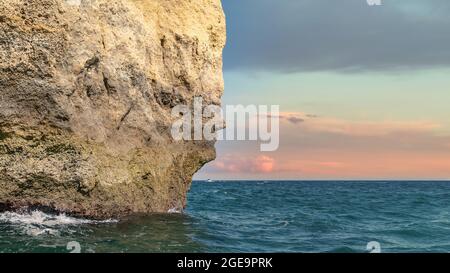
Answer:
[0,0,226,218]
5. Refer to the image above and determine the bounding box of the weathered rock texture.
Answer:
[0,0,225,218]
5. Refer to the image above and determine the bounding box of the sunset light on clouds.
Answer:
[195,0,450,180]
[198,109,450,180]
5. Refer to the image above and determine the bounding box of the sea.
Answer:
[1,181,450,253]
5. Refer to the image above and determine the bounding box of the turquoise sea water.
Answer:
[1,181,450,253]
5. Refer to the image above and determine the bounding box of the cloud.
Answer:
[279,112,440,136]
[223,0,450,72]
[276,160,346,174]
[286,116,304,124]
[196,110,450,179]
[211,155,275,173]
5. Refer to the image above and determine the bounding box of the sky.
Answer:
[195,0,450,180]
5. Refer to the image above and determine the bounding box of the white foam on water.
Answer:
[25,227,61,237]
[0,210,117,226]
[167,207,182,214]
[0,210,117,236]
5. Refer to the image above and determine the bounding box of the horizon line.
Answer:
[193,179,450,182]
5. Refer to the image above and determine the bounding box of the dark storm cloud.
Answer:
[222,0,450,72]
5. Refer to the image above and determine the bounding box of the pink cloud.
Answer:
[211,155,275,173]
[196,111,450,180]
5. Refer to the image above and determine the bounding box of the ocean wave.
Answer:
[0,210,117,226]
[168,208,182,214]
[0,210,117,236]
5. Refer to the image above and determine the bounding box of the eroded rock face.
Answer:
[0,0,226,218]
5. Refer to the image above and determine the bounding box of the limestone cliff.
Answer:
[0,0,226,218]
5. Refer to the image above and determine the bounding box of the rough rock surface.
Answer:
[0,0,226,218]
